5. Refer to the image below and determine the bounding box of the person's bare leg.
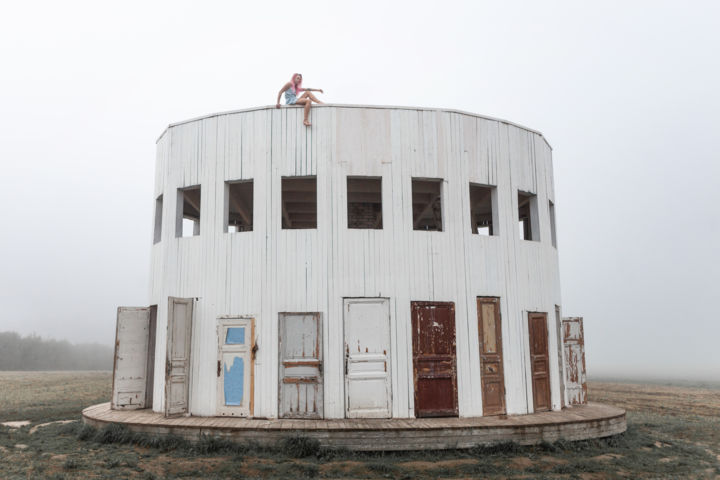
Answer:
[293,98,312,126]
[301,91,324,104]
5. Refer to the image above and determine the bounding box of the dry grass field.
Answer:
[0,371,718,479]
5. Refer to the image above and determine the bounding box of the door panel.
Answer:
[217,318,254,416]
[411,302,458,417]
[344,298,391,418]
[563,317,588,405]
[165,297,193,416]
[528,312,551,412]
[477,297,506,415]
[112,307,150,410]
[279,313,323,418]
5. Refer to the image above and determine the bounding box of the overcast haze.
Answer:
[1,1,718,380]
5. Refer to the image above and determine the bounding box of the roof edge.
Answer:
[155,104,552,150]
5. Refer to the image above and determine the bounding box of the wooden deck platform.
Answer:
[82,402,626,451]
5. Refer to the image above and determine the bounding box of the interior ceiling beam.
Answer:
[229,193,251,225]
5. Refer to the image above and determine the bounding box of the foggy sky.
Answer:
[0,1,718,379]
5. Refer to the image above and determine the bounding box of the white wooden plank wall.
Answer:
[148,106,561,418]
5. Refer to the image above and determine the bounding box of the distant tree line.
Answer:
[0,331,113,371]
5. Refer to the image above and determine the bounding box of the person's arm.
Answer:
[276,82,292,108]
[302,87,324,93]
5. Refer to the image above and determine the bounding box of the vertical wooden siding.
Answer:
[148,106,562,418]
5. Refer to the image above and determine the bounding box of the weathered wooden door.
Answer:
[112,307,151,410]
[279,313,323,418]
[217,317,254,416]
[528,312,551,412]
[165,297,193,416]
[563,317,588,405]
[344,298,391,418]
[411,302,458,417]
[477,297,506,416]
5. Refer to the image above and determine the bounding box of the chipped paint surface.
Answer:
[562,317,587,405]
[411,302,458,417]
[279,313,323,418]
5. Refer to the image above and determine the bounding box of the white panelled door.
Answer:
[112,307,151,410]
[165,297,193,416]
[216,317,254,417]
[344,298,392,418]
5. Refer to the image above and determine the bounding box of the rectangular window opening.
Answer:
[176,186,201,237]
[412,178,443,231]
[347,177,382,229]
[469,184,497,236]
[281,177,317,229]
[549,200,557,248]
[518,191,539,241]
[153,195,163,244]
[226,180,253,233]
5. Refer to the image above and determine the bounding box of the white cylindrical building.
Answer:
[145,104,563,420]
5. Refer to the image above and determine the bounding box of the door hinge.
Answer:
[217,360,221,377]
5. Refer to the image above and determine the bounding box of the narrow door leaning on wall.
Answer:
[411,302,458,417]
[217,317,254,416]
[165,297,193,416]
[477,297,506,416]
[279,313,323,419]
[112,307,151,410]
[528,312,551,412]
[344,298,392,418]
[563,317,588,405]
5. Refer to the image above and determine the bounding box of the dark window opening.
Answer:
[281,177,317,229]
[469,184,497,235]
[518,191,539,241]
[347,177,382,229]
[226,180,253,233]
[412,178,443,231]
[549,200,557,248]
[153,195,163,244]
[176,186,201,237]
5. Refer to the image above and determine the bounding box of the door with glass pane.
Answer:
[216,317,254,417]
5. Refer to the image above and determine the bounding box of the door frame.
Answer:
[216,316,255,417]
[343,297,392,419]
[165,297,194,417]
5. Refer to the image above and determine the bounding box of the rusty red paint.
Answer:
[563,317,587,405]
[411,301,458,418]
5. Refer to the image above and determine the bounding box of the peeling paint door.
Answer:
[217,317,254,416]
[477,297,506,416]
[528,312,551,412]
[279,313,323,418]
[165,297,193,416]
[112,307,150,410]
[344,298,391,418]
[411,302,458,417]
[563,317,588,405]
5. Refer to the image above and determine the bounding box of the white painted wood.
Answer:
[147,106,563,419]
[112,307,150,410]
[216,317,254,417]
[279,313,323,418]
[343,298,392,419]
[165,297,193,416]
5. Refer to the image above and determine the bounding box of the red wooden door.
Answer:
[411,302,458,417]
[477,297,506,415]
[528,312,551,412]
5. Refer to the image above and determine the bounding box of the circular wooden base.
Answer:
[82,402,626,451]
